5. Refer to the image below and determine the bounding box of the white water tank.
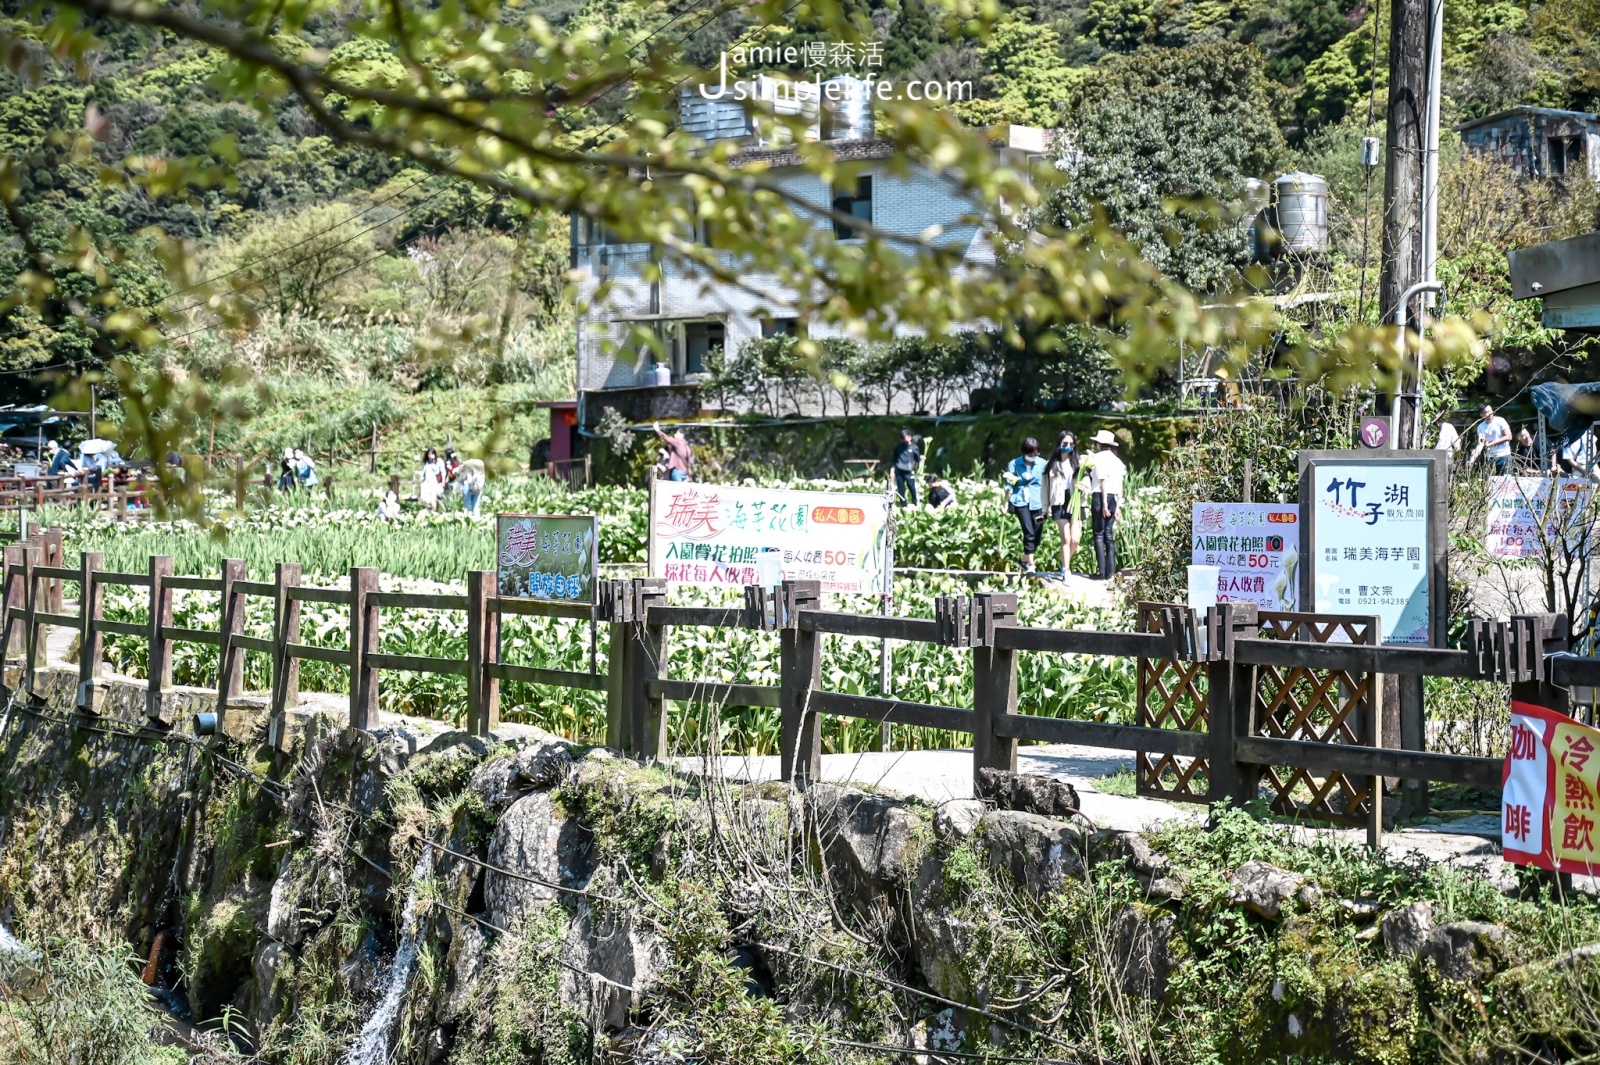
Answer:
[680,88,751,143]
[821,75,873,140]
[749,75,820,146]
[1273,171,1330,254]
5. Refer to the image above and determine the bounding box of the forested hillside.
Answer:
[0,0,1598,446]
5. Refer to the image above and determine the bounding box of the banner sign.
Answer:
[496,513,598,603]
[648,480,890,592]
[1307,459,1433,645]
[1190,503,1299,611]
[1503,700,1600,874]
[1486,476,1593,559]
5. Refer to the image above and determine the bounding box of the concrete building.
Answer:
[570,81,1052,426]
[1457,106,1600,180]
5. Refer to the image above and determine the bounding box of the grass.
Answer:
[1091,765,1137,796]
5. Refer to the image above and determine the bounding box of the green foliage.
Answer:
[216,202,378,318]
[1050,44,1286,293]
[959,16,1085,125]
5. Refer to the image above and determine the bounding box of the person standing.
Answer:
[419,448,447,510]
[1088,429,1126,580]
[442,447,461,499]
[890,429,921,505]
[1469,404,1513,475]
[277,448,296,492]
[1003,438,1048,573]
[1433,415,1461,455]
[1042,430,1082,578]
[458,458,486,516]
[293,448,318,491]
[653,421,693,482]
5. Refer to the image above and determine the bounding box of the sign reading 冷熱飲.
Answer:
[1503,699,1600,874]
[648,480,890,593]
[496,514,598,603]
[1190,502,1299,611]
[1485,476,1594,560]
[1304,456,1436,645]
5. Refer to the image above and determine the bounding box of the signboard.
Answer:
[1190,502,1299,611]
[496,514,598,603]
[648,480,890,592]
[1486,476,1594,559]
[1503,699,1600,874]
[1301,454,1443,646]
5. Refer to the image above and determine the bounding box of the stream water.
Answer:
[342,847,433,1065]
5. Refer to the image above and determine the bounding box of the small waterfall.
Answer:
[343,847,433,1065]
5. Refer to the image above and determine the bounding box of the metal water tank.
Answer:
[679,87,751,143]
[821,75,873,140]
[1273,172,1330,254]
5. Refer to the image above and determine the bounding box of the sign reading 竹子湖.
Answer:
[648,480,890,593]
[1299,452,1447,646]
[496,514,598,603]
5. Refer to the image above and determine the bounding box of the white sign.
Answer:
[1486,476,1593,560]
[648,481,890,593]
[1309,460,1432,645]
[1190,503,1300,611]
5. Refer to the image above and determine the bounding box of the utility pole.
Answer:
[1379,0,1433,449]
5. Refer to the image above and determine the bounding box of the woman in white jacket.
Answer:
[418,448,446,510]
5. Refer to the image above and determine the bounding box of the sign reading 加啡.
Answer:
[648,481,890,593]
[1299,452,1447,647]
[1503,699,1600,874]
[1190,503,1300,611]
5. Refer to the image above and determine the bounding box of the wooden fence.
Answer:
[3,529,1597,845]
[0,475,155,521]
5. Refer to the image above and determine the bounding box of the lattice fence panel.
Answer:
[1136,602,1210,803]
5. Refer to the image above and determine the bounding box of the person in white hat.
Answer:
[1088,429,1126,579]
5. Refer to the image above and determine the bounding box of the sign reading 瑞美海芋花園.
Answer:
[1486,476,1594,560]
[1307,460,1432,645]
[1503,699,1600,873]
[648,480,890,593]
[1191,503,1299,611]
[496,514,597,603]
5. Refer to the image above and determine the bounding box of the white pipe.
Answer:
[1389,281,1445,449]
[1420,0,1444,289]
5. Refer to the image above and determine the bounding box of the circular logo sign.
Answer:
[1359,416,1390,449]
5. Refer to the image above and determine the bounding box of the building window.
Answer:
[761,318,799,338]
[1549,135,1584,176]
[684,321,725,375]
[833,176,873,239]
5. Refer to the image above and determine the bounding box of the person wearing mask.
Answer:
[890,429,921,505]
[925,473,955,509]
[1042,430,1082,578]
[1002,438,1048,573]
[1469,404,1513,475]
[419,448,447,510]
[653,421,693,482]
[1088,430,1126,580]
[294,449,318,490]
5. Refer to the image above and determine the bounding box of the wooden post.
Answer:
[1207,602,1262,810]
[466,570,501,737]
[114,484,127,523]
[605,581,629,749]
[21,542,40,696]
[78,551,104,714]
[43,526,63,612]
[369,423,379,474]
[389,473,401,501]
[1,544,24,667]
[146,555,175,724]
[971,593,1020,789]
[778,580,823,786]
[271,563,302,722]
[234,457,246,511]
[1242,458,1253,504]
[216,559,247,713]
[349,567,381,732]
[624,578,669,759]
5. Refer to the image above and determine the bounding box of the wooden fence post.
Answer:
[971,593,1020,788]
[43,527,63,612]
[778,580,823,786]
[624,578,669,759]
[466,570,501,737]
[234,458,246,511]
[21,541,40,696]
[1207,602,1261,811]
[271,563,302,724]
[78,551,104,714]
[216,558,247,717]
[145,555,175,724]
[349,567,380,732]
[2,544,23,668]
[389,473,401,502]
[601,579,629,749]
[114,484,128,522]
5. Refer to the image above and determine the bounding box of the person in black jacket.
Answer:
[890,429,920,505]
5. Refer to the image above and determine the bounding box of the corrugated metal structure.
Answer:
[1458,106,1600,180]
[1273,172,1329,254]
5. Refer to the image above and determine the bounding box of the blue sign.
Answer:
[1308,460,1432,645]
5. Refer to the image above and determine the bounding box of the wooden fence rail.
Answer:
[0,531,1582,842]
